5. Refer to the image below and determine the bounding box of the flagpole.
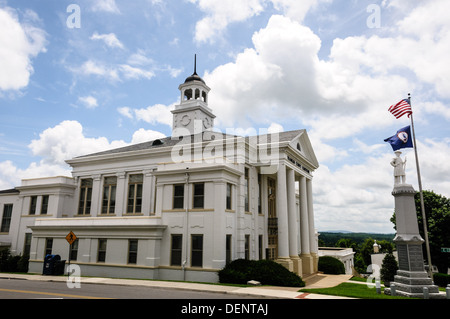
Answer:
[408,93,433,279]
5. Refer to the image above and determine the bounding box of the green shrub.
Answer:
[0,249,29,273]
[380,253,398,285]
[218,259,305,287]
[318,256,345,274]
[433,273,450,287]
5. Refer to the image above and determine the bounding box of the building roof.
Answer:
[0,188,19,195]
[184,71,206,84]
[74,130,306,159]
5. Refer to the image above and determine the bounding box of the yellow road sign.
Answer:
[65,231,77,245]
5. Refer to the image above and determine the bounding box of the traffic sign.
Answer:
[441,247,450,253]
[66,231,77,245]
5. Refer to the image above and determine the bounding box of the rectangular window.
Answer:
[244,168,249,212]
[23,233,32,257]
[128,240,138,264]
[1,204,13,233]
[41,195,49,215]
[193,183,204,209]
[226,183,232,210]
[29,196,37,215]
[171,234,182,266]
[102,176,117,215]
[245,235,250,260]
[191,234,203,267]
[78,179,93,215]
[173,184,184,209]
[226,234,232,265]
[127,174,143,214]
[97,239,107,262]
[45,238,53,257]
[70,239,78,261]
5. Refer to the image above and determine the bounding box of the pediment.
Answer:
[287,130,319,170]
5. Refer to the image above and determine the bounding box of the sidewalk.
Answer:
[0,272,354,299]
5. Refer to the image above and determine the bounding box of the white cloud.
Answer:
[190,0,265,43]
[0,121,167,189]
[131,128,166,144]
[91,0,121,14]
[119,103,176,127]
[119,64,155,80]
[0,7,47,91]
[270,0,330,22]
[90,32,124,49]
[78,95,98,109]
[72,59,155,82]
[117,106,133,119]
[28,120,128,166]
[76,60,120,81]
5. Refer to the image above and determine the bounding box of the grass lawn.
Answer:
[299,281,415,299]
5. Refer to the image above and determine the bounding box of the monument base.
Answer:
[384,270,443,299]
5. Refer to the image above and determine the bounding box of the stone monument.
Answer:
[385,151,441,298]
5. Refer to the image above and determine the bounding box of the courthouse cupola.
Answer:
[172,55,215,135]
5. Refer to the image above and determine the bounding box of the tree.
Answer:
[391,190,450,273]
[380,253,398,286]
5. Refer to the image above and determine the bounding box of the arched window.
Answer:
[184,89,193,100]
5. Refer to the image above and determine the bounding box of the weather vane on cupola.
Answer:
[184,54,205,84]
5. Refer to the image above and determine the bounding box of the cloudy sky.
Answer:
[1,0,450,233]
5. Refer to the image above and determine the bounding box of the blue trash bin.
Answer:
[42,254,61,275]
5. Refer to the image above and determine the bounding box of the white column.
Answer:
[299,175,310,254]
[90,174,101,217]
[300,175,314,274]
[287,168,302,275]
[287,168,298,257]
[115,172,127,216]
[276,163,290,259]
[307,179,317,254]
[307,178,319,273]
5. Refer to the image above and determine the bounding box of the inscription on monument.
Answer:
[408,245,424,271]
[397,244,409,271]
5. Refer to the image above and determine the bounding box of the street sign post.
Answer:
[441,248,450,253]
[66,231,77,245]
[65,231,77,277]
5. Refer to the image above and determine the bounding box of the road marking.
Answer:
[0,288,113,299]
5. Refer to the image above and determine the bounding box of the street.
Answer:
[0,278,268,299]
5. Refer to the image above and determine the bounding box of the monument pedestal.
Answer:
[385,184,441,298]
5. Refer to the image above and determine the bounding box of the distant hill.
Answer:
[318,231,395,247]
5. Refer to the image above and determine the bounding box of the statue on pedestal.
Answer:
[390,151,407,185]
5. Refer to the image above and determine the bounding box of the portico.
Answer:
[271,159,317,276]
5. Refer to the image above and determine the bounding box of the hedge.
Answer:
[433,273,450,287]
[318,256,345,274]
[218,259,305,287]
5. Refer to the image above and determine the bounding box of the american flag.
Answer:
[388,99,413,119]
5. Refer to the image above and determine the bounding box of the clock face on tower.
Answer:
[203,117,210,128]
[180,114,191,126]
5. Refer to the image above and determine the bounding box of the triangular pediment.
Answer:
[286,130,319,170]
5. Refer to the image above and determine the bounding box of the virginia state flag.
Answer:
[384,126,414,151]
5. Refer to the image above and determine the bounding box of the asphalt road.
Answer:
[0,278,263,299]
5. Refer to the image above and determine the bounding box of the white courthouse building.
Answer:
[0,65,320,282]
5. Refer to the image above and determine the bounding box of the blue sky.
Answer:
[1,0,450,233]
